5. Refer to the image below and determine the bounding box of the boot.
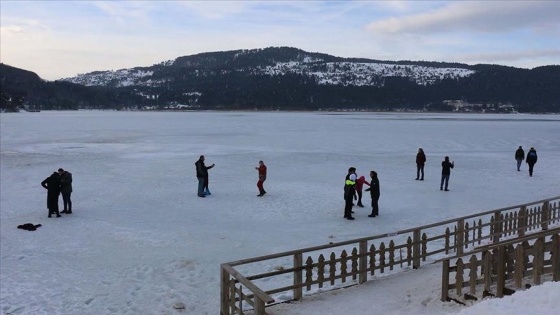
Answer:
[204,188,211,195]
[257,189,265,197]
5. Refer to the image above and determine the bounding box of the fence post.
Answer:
[553,234,559,282]
[359,240,368,284]
[457,219,464,255]
[496,245,506,298]
[517,206,526,237]
[413,229,421,268]
[541,201,549,230]
[254,298,265,315]
[493,211,502,243]
[220,265,230,315]
[441,259,450,302]
[294,253,303,301]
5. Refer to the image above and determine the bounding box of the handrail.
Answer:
[436,227,560,262]
[226,195,560,266]
[221,264,275,304]
[221,195,560,315]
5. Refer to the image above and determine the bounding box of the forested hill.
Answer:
[2,47,559,113]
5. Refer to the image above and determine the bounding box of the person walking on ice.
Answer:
[440,156,454,191]
[515,146,525,171]
[255,160,267,196]
[526,147,538,177]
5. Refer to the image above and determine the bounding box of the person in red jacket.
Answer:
[355,175,370,207]
[255,160,267,196]
[416,148,426,180]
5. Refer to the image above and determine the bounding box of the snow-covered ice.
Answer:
[1,111,559,315]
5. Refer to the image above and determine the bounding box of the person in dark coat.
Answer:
[344,173,357,220]
[525,147,538,177]
[58,168,73,214]
[440,156,454,191]
[195,155,214,197]
[365,170,380,217]
[515,146,525,171]
[41,171,61,218]
[255,160,267,197]
[415,148,426,180]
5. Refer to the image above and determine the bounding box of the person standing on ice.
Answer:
[41,171,62,218]
[440,156,454,191]
[195,155,214,197]
[515,146,525,171]
[525,147,538,177]
[415,148,426,180]
[365,170,380,217]
[355,175,370,207]
[344,173,357,220]
[58,168,73,214]
[255,160,267,196]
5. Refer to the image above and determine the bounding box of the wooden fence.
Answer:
[220,196,560,315]
[440,228,560,302]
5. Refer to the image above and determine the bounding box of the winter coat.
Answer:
[515,148,525,160]
[355,176,370,191]
[195,159,214,178]
[526,149,538,165]
[41,172,61,193]
[344,179,356,200]
[368,177,380,198]
[416,151,426,165]
[258,164,267,181]
[441,161,454,175]
[60,171,73,193]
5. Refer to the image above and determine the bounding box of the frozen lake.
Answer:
[1,111,559,314]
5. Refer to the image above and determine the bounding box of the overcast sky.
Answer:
[1,1,559,81]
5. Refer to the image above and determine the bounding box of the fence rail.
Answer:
[440,228,560,302]
[220,196,560,315]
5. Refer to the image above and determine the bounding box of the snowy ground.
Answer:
[1,111,559,315]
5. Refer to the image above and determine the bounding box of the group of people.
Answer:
[195,155,268,198]
[192,144,539,222]
[515,146,539,176]
[40,168,73,218]
[343,168,380,220]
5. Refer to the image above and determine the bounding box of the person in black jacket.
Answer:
[58,168,73,214]
[415,148,426,180]
[343,173,357,220]
[365,170,380,217]
[525,147,538,177]
[195,155,214,197]
[515,146,525,171]
[41,171,61,218]
[440,156,454,191]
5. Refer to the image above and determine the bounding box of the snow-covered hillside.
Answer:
[60,49,475,88]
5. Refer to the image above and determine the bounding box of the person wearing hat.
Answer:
[515,146,525,171]
[526,147,538,177]
[343,172,357,220]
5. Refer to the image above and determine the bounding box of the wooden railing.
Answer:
[440,228,560,302]
[220,196,560,315]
